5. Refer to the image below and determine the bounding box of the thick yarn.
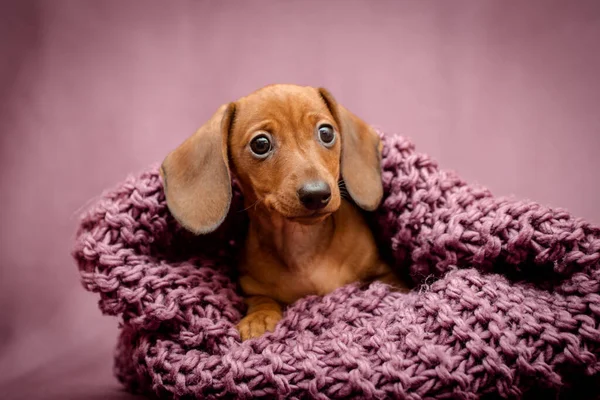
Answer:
[72,131,600,399]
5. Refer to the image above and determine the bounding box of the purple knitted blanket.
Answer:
[73,131,600,399]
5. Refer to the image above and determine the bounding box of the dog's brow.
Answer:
[307,112,333,123]
[305,112,337,133]
[247,120,277,134]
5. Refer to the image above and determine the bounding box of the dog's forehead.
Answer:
[233,85,330,130]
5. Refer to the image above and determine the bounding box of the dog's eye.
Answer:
[250,135,272,157]
[318,124,335,147]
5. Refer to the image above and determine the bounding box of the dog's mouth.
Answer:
[262,194,339,224]
[286,211,331,224]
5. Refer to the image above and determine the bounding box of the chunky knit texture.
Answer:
[73,131,600,399]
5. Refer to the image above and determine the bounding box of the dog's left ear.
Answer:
[317,88,383,211]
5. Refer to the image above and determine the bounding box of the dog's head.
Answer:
[161,84,384,234]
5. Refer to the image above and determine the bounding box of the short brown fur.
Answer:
[161,84,409,341]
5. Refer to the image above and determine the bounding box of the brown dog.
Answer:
[161,84,409,341]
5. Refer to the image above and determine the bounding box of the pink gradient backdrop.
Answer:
[1,1,599,398]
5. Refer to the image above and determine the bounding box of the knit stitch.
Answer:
[72,131,600,399]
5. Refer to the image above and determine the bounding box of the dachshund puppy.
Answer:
[161,84,409,341]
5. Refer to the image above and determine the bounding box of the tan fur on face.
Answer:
[161,84,410,341]
[229,85,342,221]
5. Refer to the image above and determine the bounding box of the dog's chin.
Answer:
[286,212,331,225]
[269,204,334,225]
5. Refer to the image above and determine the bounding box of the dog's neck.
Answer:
[246,204,335,270]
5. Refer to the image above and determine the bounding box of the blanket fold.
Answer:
[73,131,600,399]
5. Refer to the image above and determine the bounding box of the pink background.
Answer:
[1,1,599,398]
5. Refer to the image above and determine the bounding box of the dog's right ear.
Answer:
[160,103,236,234]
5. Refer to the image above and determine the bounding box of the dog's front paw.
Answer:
[236,310,282,341]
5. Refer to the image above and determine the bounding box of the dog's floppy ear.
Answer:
[160,103,236,234]
[317,88,383,211]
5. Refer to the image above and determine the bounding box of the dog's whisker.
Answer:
[338,181,349,196]
[240,199,261,212]
[338,180,350,200]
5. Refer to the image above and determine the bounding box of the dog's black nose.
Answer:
[297,181,331,210]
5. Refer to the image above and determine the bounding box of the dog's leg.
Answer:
[236,296,283,341]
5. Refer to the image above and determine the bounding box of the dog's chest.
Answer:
[242,208,377,304]
[277,228,354,293]
[301,258,355,295]
[271,251,360,303]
